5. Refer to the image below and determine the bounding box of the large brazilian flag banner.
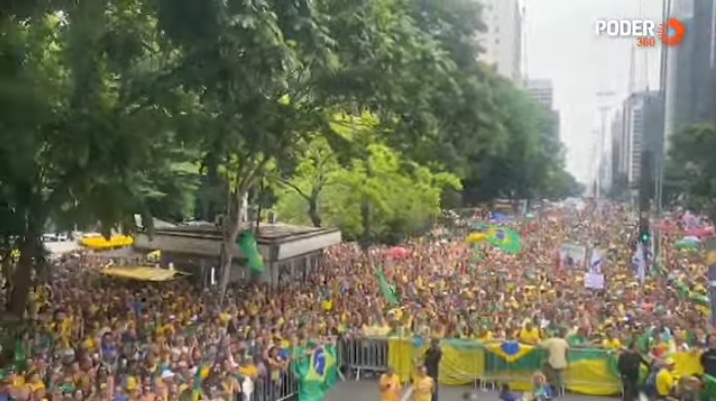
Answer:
[386,338,704,396]
[292,344,339,401]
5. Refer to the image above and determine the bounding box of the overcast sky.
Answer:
[525,0,663,184]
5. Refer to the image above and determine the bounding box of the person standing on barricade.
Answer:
[540,328,568,397]
[379,367,401,401]
[423,338,442,401]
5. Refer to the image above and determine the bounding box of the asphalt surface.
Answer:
[326,380,620,401]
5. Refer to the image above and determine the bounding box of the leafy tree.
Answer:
[274,126,462,244]
[0,0,192,315]
[664,123,716,221]
[461,80,567,203]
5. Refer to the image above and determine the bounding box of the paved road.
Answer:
[326,380,619,401]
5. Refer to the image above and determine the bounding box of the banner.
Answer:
[385,339,704,396]
[558,243,587,268]
[585,248,605,289]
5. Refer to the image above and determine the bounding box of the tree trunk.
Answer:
[7,236,35,318]
[218,190,247,304]
[359,197,371,252]
[307,197,322,228]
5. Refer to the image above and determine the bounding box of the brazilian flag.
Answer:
[374,266,399,306]
[236,229,264,273]
[486,226,522,254]
[293,345,338,401]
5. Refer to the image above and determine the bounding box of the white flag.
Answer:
[633,245,646,284]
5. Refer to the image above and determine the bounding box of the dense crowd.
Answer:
[0,203,714,401]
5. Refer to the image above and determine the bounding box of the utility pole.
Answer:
[639,150,654,268]
[595,91,615,198]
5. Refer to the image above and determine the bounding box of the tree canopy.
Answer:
[0,0,579,314]
[664,123,716,221]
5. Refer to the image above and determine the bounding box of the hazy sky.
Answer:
[525,0,662,184]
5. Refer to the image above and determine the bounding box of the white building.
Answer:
[619,91,661,185]
[478,0,522,82]
[525,79,554,109]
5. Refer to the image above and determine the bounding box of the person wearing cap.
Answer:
[378,367,401,401]
[655,357,676,400]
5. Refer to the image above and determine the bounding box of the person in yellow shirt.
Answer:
[655,358,676,399]
[411,366,435,401]
[602,329,622,350]
[379,367,401,401]
[475,325,493,341]
[518,322,541,345]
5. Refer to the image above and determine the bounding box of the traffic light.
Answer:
[639,230,650,244]
[638,213,650,245]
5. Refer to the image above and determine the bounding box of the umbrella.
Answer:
[686,226,715,237]
[675,238,698,249]
[386,246,410,259]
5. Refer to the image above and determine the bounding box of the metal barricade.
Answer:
[340,336,389,380]
[250,366,298,401]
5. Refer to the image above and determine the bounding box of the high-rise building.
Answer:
[663,0,715,150]
[525,79,554,109]
[618,91,663,185]
[478,0,522,82]
[610,111,625,186]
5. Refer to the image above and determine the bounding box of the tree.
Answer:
[275,132,461,244]
[461,80,568,204]
[273,136,339,228]
[665,123,716,221]
[0,0,192,315]
[152,0,350,296]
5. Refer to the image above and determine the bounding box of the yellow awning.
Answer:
[100,266,188,282]
[80,234,134,250]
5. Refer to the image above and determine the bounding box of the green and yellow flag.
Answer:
[236,229,264,273]
[293,345,338,401]
[374,266,399,306]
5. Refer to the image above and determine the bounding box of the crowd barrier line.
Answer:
[5,334,704,400]
[337,336,705,397]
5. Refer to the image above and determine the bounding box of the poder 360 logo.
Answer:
[595,17,686,47]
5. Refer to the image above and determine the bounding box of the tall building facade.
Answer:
[616,91,664,185]
[525,79,554,109]
[663,0,716,151]
[610,111,625,185]
[478,0,522,81]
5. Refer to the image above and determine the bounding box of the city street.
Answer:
[326,380,619,401]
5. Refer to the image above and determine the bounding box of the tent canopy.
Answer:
[100,266,188,282]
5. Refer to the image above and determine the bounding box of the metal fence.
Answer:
[337,337,623,397]
[250,369,299,401]
[243,336,625,400]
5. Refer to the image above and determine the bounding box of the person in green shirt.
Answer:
[566,327,588,346]
[700,374,716,401]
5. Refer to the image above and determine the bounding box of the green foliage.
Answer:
[462,81,567,203]
[665,123,716,221]
[275,120,462,243]
[0,0,574,312]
